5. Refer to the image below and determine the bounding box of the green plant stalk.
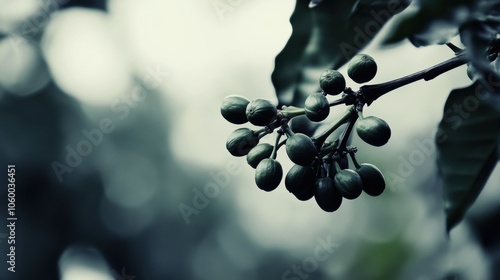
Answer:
[313,106,355,149]
[337,113,359,150]
[279,106,306,119]
[271,131,283,160]
[360,52,469,105]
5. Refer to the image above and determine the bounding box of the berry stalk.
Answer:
[360,53,468,105]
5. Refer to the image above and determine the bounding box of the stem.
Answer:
[271,131,283,160]
[277,138,287,150]
[329,97,347,107]
[313,106,355,149]
[283,125,294,137]
[280,106,306,119]
[446,42,463,54]
[348,149,361,169]
[337,113,358,151]
[360,53,468,105]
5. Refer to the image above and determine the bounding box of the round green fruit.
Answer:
[285,133,317,166]
[226,128,259,157]
[334,169,362,200]
[319,69,346,95]
[356,163,385,196]
[314,177,342,212]
[247,143,274,169]
[305,92,330,122]
[356,116,391,147]
[220,95,250,124]
[285,165,316,195]
[347,54,377,83]
[246,99,277,126]
[294,186,315,201]
[255,158,283,192]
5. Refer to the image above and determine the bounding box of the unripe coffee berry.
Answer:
[356,163,385,196]
[334,169,363,199]
[220,95,250,124]
[347,54,377,83]
[294,186,315,201]
[226,128,259,157]
[285,165,316,195]
[305,92,330,122]
[314,177,342,212]
[255,158,283,192]
[319,69,346,95]
[285,133,317,166]
[356,116,391,147]
[247,143,274,169]
[246,99,277,126]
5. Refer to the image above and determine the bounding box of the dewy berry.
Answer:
[314,177,343,212]
[305,92,330,122]
[285,165,316,195]
[319,69,346,95]
[246,99,278,126]
[356,116,391,147]
[226,128,259,157]
[255,158,283,192]
[334,169,363,200]
[220,95,250,124]
[247,143,274,169]
[285,133,317,166]
[356,163,386,197]
[347,54,377,83]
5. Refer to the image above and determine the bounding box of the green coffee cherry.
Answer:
[285,165,316,195]
[305,92,330,122]
[285,133,317,166]
[220,95,250,124]
[226,128,259,157]
[347,54,377,83]
[356,163,385,196]
[356,116,391,147]
[294,186,315,201]
[334,169,362,199]
[314,177,342,212]
[246,99,277,126]
[255,158,283,192]
[247,143,274,169]
[319,69,346,95]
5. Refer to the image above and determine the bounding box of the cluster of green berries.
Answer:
[221,54,390,212]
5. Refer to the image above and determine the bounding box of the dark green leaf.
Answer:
[436,82,500,232]
[272,0,407,107]
[383,0,475,46]
[460,2,500,83]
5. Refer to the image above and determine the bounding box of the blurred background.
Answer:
[0,0,499,279]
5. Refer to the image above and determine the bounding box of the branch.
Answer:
[359,52,469,105]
